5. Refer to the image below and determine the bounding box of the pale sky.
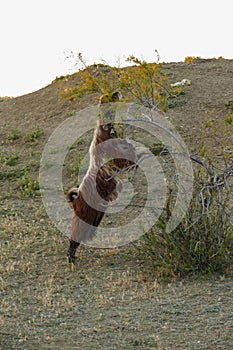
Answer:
[1,0,232,97]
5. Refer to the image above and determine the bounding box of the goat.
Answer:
[67,92,137,263]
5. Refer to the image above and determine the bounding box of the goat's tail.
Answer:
[66,187,79,204]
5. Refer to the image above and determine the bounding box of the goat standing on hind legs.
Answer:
[66,92,138,263]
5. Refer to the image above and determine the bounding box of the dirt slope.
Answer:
[0,58,233,350]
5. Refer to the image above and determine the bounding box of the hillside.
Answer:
[1,58,233,165]
[0,58,233,350]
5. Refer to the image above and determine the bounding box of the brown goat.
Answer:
[67,92,137,263]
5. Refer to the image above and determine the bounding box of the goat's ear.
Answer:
[99,91,122,105]
[110,91,122,101]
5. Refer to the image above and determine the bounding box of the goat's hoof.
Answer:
[67,240,80,264]
[67,255,77,264]
[67,250,77,264]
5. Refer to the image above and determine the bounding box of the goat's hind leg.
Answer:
[67,240,80,264]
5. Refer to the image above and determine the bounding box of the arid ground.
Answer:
[0,58,232,349]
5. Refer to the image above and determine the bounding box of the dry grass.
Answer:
[1,205,232,349]
[1,58,233,349]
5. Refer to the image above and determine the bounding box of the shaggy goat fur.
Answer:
[67,92,137,262]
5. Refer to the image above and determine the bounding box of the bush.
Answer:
[63,53,232,275]
[61,53,172,110]
[7,128,21,141]
[226,100,233,112]
[18,173,40,197]
[0,152,20,166]
[139,159,233,275]
[26,126,44,144]
[184,56,201,63]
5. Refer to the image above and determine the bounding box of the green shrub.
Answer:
[7,128,21,141]
[225,116,233,125]
[0,167,27,181]
[226,100,233,111]
[166,98,186,109]
[0,152,20,166]
[18,173,40,197]
[26,126,44,144]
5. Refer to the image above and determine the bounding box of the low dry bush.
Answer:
[141,159,233,275]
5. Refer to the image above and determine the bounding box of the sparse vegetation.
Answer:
[1,56,233,350]
[166,98,186,109]
[61,52,187,111]
[225,115,233,125]
[137,108,233,275]
[226,100,233,111]
[184,56,202,63]
[7,128,21,141]
[140,162,232,275]
[0,166,27,181]
[0,152,20,166]
[17,173,40,197]
[68,157,82,186]
[61,54,232,276]
[0,96,13,102]
[26,126,44,144]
